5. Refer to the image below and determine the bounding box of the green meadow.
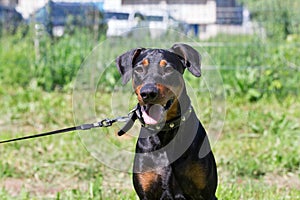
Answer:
[0,14,299,200]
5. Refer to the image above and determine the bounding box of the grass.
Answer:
[0,27,299,199]
[0,86,299,199]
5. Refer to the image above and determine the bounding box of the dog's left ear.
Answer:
[116,48,144,84]
[169,43,201,77]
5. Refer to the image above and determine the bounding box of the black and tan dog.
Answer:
[116,43,218,200]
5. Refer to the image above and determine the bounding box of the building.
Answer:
[120,0,216,25]
[16,0,104,18]
[216,0,243,25]
[0,0,18,7]
[8,0,251,39]
[104,0,217,37]
[16,0,48,18]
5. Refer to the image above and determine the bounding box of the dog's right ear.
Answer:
[116,48,144,84]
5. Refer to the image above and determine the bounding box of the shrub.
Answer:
[0,29,299,101]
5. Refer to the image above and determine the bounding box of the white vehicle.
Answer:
[104,10,145,37]
[144,11,188,38]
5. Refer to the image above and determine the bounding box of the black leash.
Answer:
[0,103,193,144]
[0,106,139,144]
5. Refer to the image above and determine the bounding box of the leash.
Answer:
[0,103,193,144]
[0,106,139,144]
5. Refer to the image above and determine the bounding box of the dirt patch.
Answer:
[1,178,24,196]
[264,172,300,190]
[0,177,88,198]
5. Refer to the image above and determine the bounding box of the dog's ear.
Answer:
[169,43,201,77]
[116,48,144,84]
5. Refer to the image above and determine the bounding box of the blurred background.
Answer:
[0,0,299,199]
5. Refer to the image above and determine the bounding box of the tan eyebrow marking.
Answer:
[159,59,167,67]
[142,59,149,67]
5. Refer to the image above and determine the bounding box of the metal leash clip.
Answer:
[0,105,139,144]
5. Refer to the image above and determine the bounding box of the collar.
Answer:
[136,104,193,132]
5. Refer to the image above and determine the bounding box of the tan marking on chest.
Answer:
[137,171,159,192]
[185,163,207,189]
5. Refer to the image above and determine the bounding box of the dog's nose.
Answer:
[140,84,158,102]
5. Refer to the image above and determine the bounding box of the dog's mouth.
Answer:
[140,99,174,125]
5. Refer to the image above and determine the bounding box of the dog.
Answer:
[116,43,218,200]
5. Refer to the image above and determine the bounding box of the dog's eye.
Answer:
[134,66,144,73]
[164,66,174,74]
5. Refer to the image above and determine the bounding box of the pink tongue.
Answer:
[142,104,164,125]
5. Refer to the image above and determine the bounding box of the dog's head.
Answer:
[116,43,201,125]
